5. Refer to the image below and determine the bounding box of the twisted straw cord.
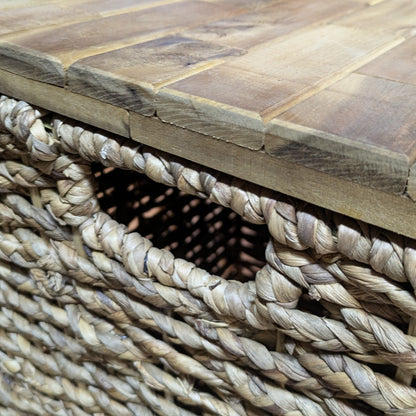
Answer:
[84,364,204,416]
[0,255,384,415]
[0,95,412,412]
[0,98,412,354]
[0,305,174,416]
[0,348,134,415]
[0,276,232,392]
[0,129,28,161]
[0,239,410,414]
[5,262,322,416]
[292,346,416,416]
[267,239,416,319]
[0,292,148,364]
[257,299,416,376]
[79,212,270,329]
[264,239,416,371]
[0,217,401,366]
[0,218,212,319]
[334,216,409,284]
[0,406,32,416]
[0,302,318,415]
[53,116,326,252]
[0,184,360,360]
[0,371,91,416]
[0,155,217,321]
[337,262,416,316]
[80,213,379,355]
[82,280,386,415]
[0,195,259,330]
[1,97,100,226]
[0,263,337,416]
[258,254,409,329]
[265,241,412,328]
[0,96,43,146]
[0,96,413,284]
[0,190,400,378]
[51,113,414,285]
[0,160,55,190]
[0,300,241,416]
[0,188,412,412]
[0,329,199,416]
[104,288,331,398]
[0,193,71,240]
[0,260,334,402]
[0,100,319,260]
[0,231,373,416]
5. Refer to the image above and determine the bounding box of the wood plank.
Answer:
[347,0,387,3]
[220,24,402,121]
[130,111,416,239]
[69,0,187,17]
[265,72,416,193]
[0,69,129,137]
[67,36,243,114]
[0,2,76,36]
[270,73,416,159]
[182,0,362,49]
[357,36,416,197]
[0,0,185,37]
[157,23,400,148]
[357,37,416,86]
[0,0,414,239]
[202,0,278,7]
[0,1,242,86]
[157,69,286,150]
[0,43,65,86]
[0,0,59,10]
[335,0,416,38]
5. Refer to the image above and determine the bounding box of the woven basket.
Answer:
[0,95,415,416]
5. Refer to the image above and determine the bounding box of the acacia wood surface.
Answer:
[1,0,416,237]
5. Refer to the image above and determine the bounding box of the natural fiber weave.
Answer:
[0,95,416,415]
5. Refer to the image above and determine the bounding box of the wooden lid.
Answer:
[1,0,416,237]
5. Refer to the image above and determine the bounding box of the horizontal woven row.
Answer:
[0,95,416,415]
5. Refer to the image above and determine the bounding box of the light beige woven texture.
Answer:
[0,95,416,415]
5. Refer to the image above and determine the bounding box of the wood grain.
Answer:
[202,0,277,8]
[0,2,82,36]
[358,37,416,86]
[0,0,185,36]
[265,123,408,195]
[130,111,416,239]
[335,0,416,38]
[67,36,242,114]
[1,0,416,239]
[0,0,59,10]
[266,72,416,193]
[0,1,242,85]
[71,0,188,17]
[157,23,400,148]
[157,67,285,149]
[269,73,416,157]
[346,0,387,3]
[220,24,402,121]
[158,88,265,150]
[0,69,129,137]
[182,0,361,49]
[0,42,65,86]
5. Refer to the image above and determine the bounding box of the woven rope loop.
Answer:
[0,95,415,416]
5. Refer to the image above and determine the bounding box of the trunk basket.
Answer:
[0,95,415,416]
